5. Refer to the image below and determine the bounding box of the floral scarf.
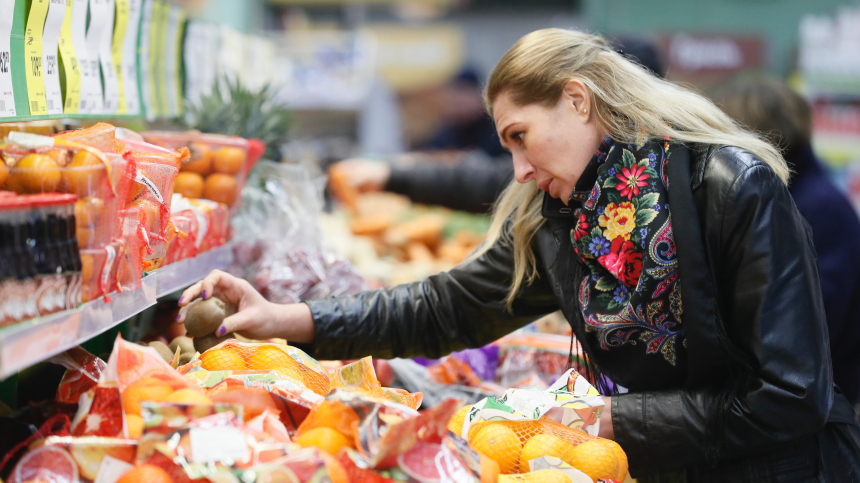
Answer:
[571,137,686,366]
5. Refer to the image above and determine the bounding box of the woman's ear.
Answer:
[562,79,591,117]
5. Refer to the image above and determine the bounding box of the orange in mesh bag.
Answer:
[194,340,331,396]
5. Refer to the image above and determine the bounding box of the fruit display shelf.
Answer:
[0,243,233,379]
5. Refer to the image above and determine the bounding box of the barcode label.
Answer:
[79,99,85,108]
[46,55,56,75]
[0,100,5,111]
[0,51,8,73]
[47,99,54,110]
[30,100,38,111]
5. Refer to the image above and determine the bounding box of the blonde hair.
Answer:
[479,29,789,307]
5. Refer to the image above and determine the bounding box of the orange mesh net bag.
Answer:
[53,123,125,155]
[448,369,628,482]
[184,339,331,397]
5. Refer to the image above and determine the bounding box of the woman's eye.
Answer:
[512,132,524,143]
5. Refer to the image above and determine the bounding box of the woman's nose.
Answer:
[512,153,535,183]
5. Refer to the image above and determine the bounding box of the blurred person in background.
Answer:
[716,78,860,414]
[180,29,860,481]
[331,39,664,213]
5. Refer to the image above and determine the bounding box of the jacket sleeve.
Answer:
[385,156,513,214]
[612,164,833,475]
[301,229,560,361]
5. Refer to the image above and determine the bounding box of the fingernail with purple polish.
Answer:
[178,296,184,304]
[202,290,208,300]
[218,326,226,336]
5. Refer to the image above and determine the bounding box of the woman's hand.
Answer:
[177,270,315,343]
[598,396,615,440]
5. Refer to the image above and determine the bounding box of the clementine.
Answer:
[173,172,204,198]
[74,197,104,227]
[469,423,522,474]
[519,433,573,473]
[200,346,247,371]
[116,464,173,483]
[296,427,354,456]
[11,154,61,193]
[562,438,628,482]
[182,142,213,175]
[212,146,245,175]
[203,173,238,206]
[62,150,106,197]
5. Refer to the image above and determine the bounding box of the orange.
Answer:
[10,154,61,193]
[116,464,173,483]
[296,427,354,456]
[498,470,572,483]
[173,172,204,199]
[182,142,213,175]
[519,433,574,473]
[203,173,238,206]
[74,197,104,227]
[121,384,172,416]
[480,454,501,483]
[247,346,303,379]
[76,226,95,249]
[131,198,161,231]
[448,405,471,435]
[200,346,247,371]
[561,439,628,482]
[212,146,245,175]
[163,388,212,405]
[126,414,144,439]
[0,158,8,188]
[62,150,106,197]
[469,423,522,474]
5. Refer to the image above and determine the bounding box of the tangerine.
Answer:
[200,346,247,371]
[62,150,106,197]
[448,405,471,435]
[116,464,173,483]
[561,439,628,482]
[469,423,522,474]
[519,433,573,473]
[203,173,238,206]
[296,427,354,456]
[126,414,144,439]
[131,198,162,232]
[213,146,245,175]
[0,158,8,188]
[74,197,104,227]
[11,154,61,193]
[247,345,303,379]
[182,142,213,175]
[173,172,204,199]
[163,388,212,405]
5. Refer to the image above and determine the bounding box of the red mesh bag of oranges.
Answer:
[142,131,262,214]
[447,369,627,483]
[183,339,331,397]
[94,334,211,440]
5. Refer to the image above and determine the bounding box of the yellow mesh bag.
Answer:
[196,340,331,396]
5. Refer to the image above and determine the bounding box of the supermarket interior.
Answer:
[1,0,860,482]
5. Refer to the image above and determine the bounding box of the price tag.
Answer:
[92,456,133,483]
[189,427,249,464]
[98,0,119,113]
[151,0,167,118]
[162,4,180,118]
[24,0,50,115]
[120,0,142,115]
[83,0,107,113]
[69,0,90,112]
[58,0,81,113]
[111,0,127,113]
[42,0,66,114]
[0,0,16,117]
[138,0,153,119]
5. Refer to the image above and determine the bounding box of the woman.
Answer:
[179,29,860,481]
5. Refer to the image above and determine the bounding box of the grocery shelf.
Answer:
[0,243,233,380]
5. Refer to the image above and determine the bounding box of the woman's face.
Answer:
[493,81,607,204]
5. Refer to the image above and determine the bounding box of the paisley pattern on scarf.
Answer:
[572,138,685,365]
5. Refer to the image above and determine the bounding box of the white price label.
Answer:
[133,168,164,204]
[98,0,118,113]
[189,427,249,464]
[83,0,106,112]
[70,0,90,112]
[92,456,134,483]
[162,4,179,117]
[42,0,66,114]
[0,0,16,117]
[138,0,153,119]
[120,0,141,114]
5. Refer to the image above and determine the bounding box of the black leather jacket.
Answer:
[304,145,860,480]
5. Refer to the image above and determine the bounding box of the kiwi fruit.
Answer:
[179,352,194,365]
[193,332,233,353]
[184,297,227,337]
[169,335,195,355]
[148,341,174,363]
